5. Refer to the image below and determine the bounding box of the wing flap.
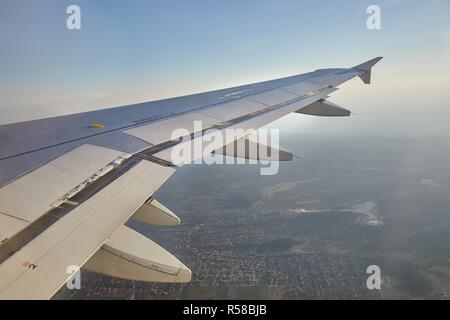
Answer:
[0,144,128,227]
[0,160,174,299]
[0,215,28,244]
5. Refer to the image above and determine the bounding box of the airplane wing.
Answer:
[0,57,382,299]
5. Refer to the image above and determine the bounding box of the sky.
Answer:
[0,0,449,137]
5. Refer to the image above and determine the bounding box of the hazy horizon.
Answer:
[1,0,449,138]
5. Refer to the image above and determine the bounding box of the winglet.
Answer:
[352,57,383,84]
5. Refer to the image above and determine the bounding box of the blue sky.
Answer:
[0,0,449,136]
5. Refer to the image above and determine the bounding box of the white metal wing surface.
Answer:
[0,57,382,299]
